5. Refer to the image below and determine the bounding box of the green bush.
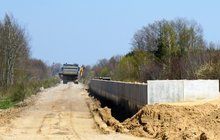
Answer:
[0,77,60,109]
[10,83,27,102]
[41,77,60,88]
[0,98,16,109]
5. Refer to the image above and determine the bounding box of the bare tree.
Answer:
[50,63,62,76]
[0,14,30,87]
[27,59,49,81]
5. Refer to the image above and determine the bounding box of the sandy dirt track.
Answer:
[0,83,149,140]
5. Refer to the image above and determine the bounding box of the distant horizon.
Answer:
[1,1,220,66]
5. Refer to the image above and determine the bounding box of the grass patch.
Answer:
[0,77,60,109]
[0,98,16,109]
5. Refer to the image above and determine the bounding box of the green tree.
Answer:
[115,55,137,81]
[132,19,206,80]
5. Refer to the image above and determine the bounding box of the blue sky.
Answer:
[0,0,220,66]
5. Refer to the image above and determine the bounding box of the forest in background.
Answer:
[86,19,220,82]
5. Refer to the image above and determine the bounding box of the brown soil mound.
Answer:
[122,103,220,139]
[98,107,129,133]
[89,93,220,139]
[87,96,127,133]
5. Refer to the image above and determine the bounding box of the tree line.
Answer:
[0,14,60,104]
[89,19,220,82]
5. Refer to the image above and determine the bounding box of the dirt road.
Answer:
[0,83,148,140]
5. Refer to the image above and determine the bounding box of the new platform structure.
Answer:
[89,79,219,112]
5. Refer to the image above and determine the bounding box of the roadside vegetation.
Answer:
[87,19,220,82]
[0,14,60,109]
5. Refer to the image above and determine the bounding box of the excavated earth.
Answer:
[91,94,220,140]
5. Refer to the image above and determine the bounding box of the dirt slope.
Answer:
[0,83,148,140]
[92,95,220,140]
[123,103,220,139]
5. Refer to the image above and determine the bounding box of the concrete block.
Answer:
[183,80,219,101]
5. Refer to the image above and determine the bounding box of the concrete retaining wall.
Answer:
[89,79,219,111]
[89,80,147,111]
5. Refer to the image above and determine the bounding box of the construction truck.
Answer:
[59,63,79,84]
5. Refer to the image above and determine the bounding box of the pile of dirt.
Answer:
[86,95,126,134]
[88,92,220,139]
[97,107,128,133]
[122,103,220,139]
